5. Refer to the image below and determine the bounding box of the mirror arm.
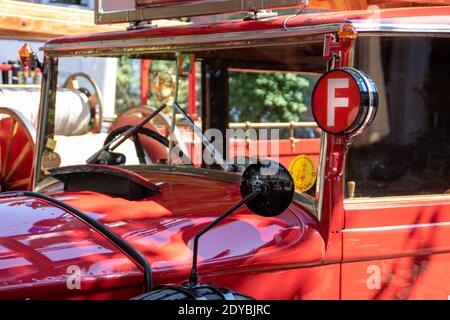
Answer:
[189,189,261,286]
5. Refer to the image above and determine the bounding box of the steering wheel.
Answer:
[104,125,191,165]
[63,72,103,133]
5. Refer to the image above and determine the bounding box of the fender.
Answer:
[0,172,326,299]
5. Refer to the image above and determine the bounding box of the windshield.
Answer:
[35,41,325,202]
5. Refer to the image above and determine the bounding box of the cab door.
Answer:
[342,198,450,299]
[340,36,450,299]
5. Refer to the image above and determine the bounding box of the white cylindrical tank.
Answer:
[0,87,91,136]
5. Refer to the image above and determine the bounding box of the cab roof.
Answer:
[44,6,450,55]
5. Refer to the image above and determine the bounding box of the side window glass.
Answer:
[346,36,450,198]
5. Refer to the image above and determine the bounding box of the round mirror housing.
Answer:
[312,67,378,137]
[240,160,294,217]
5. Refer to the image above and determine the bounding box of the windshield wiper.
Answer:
[172,101,238,173]
[86,103,167,164]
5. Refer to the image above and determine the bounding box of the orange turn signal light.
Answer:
[338,23,358,40]
[18,43,33,67]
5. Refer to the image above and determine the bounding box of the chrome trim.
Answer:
[293,192,316,216]
[42,23,341,56]
[314,34,333,222]
[315,131,327,221]
[343,221,450,233]
[32,57,58,190]
[35,164,241,189]
[353,22,450,35]
[0,84,41,89]
[229,121,318,129]
[35,176,60,192]
[35,166,242,190]
[341,249,450,265]
[344,194,450,205]
[167,53,181,165]
[42,21,450,57]
[122,164,243,183]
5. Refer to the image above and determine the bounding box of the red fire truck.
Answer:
[0,0,449,299]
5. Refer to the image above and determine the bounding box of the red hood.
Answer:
[0,171,323,299]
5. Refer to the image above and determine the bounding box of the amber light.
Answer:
[18,43,33,68]
[338,23,358,40]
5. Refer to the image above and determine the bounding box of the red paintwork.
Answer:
[0,194,143,299]
[0,171,328,299]
[316,31,355,266]
[161,137,320,168]
[227,138,320,169]
[188,62,197,118]
[341,198,450,299]
[0,117,34,191]
[1,4,449,300]
[316,33,450,299]
[207,263,340,300]
[140,59,152,106]
[0,64,12,72]
[2,160,449,299]
[46,6,450,46]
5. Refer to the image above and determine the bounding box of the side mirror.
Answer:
[132,161,295,300]
[240,160,294,217]
[18,43,42,71]
[188,160,294,285]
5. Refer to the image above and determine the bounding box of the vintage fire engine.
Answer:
[0,0,449,300]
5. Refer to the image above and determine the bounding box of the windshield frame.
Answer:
[34,34,325,169]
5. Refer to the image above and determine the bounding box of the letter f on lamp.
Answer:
[327,78,349,127]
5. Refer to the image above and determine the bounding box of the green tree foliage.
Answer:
[115,58,315,123]
[229,71,315,122]
[115,56,140,115]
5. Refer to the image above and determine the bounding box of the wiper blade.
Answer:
[86,103,167,164]
[172,101,237,173]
